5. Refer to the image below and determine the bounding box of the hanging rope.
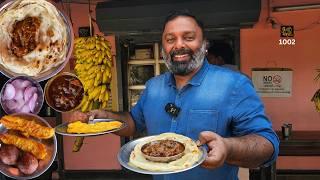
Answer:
[88,0,93,36]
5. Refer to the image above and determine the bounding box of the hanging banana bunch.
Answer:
[74,35,113,113]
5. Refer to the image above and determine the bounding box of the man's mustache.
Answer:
[170,48,193,58]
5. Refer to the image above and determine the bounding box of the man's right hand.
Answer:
[67,109,111,123]
[67,111,89,122]
[69,110,136,137]
[88,109,111,119]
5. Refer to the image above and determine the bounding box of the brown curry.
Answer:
[141,140,185,157]
[11,17,41,57]
[48,75,84,112]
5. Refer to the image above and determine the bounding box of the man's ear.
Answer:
[205,39,209,50]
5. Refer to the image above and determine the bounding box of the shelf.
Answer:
[128,85,145,90]
[128,60,155,65]
[127,43,161,110]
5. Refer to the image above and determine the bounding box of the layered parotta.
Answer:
[129,133,203,172]
[0,0,68,76]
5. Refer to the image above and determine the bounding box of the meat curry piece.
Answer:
[11,17,41,57]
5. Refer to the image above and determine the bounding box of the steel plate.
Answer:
[117,136,207,175]
[0,113,57,180]
[55,119,127,137]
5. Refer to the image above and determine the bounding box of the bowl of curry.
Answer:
[44,72,84,112]
[141,140,185,163]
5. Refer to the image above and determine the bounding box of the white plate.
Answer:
[55,119,127,137]
[117,136,207,175]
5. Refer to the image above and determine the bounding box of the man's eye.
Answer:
[185,36,194,41]
[166,38,175,43]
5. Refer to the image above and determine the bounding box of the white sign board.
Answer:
[252,68,293,97]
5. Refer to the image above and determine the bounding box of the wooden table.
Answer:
[277,131,320,156]
[251,131,320,180]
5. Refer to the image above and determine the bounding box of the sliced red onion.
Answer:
[13,88,24,101]
[28,93,38,113]
[20,104,31,113]
[5,100,18,110]
[24,86,37,102]
[15,99,25,112]
[3,83,15,100]
[11,79,24,89]
[21,80,32,89]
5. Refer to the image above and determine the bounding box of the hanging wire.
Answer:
[266,0,320,31]
[59,0,74,36]
[67,0,73,27]
[268,16,320,31]
[88,0,93,36]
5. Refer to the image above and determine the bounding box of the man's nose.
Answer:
[173,38,186,50]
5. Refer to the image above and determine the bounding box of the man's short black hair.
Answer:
[162,9,204,35]
[208,42,234,65]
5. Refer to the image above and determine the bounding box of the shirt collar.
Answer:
[166,59,210,87]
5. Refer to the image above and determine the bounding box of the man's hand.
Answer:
[67,111,89,122]
[198,131,228,169]
[69,110,136,137]
[198,132,275,168]
[67,109,111,122]
[88,109,111,119]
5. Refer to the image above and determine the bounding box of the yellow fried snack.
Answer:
[0,133,47,160]
[67,121,122,134]
[0,115,54,139]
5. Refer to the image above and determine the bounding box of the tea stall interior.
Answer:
[95,0,257,118]
[97,0,320,179]
[21,0,255,178]
[96,0,256,176]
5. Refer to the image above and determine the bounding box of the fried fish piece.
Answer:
[0,133,47,160]
[67,121,122,134]
[0,115,54,139]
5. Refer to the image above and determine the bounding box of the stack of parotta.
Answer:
[0,0,69,77]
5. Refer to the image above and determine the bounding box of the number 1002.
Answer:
[279,39,295,45]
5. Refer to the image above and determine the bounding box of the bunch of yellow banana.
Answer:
[312,89,320,112]
[74,35,113,112]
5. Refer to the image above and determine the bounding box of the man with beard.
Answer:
[69,10,279,180]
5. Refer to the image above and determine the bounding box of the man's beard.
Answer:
[161,42,206,76]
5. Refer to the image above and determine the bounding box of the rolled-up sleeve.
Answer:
[230,76,280,167]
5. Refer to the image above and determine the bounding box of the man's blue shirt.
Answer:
[130,60,279,180]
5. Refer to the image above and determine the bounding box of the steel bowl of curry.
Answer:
[141,140,186,163]
[44,72,84,112]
